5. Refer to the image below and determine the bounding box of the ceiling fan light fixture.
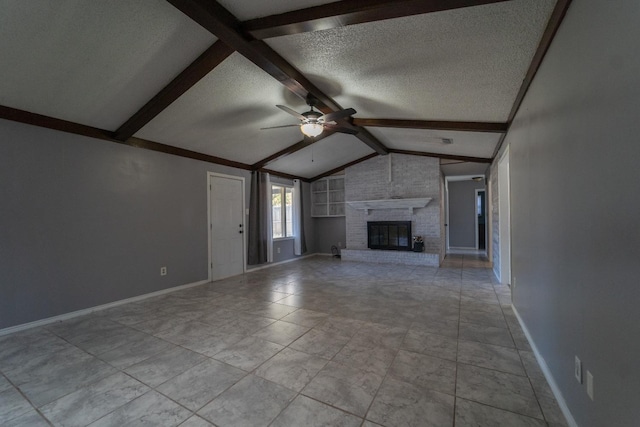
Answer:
[300,122,323,137]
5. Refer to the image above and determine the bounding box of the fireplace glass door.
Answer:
[368,221,412,251]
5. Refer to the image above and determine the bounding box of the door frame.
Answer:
[475,189,486,251]
[445,175,485,252]
[207,172,246,282]
[497,147,511,285]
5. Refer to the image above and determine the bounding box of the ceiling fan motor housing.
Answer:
[302,110,323,123]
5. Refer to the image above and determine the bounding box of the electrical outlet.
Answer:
[574,356,582,383]
[160,266,167,276]
[277,247,281,254]
[587,371,594,400]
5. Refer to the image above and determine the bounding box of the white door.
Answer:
[209,173,245,281]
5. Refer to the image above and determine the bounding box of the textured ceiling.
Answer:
[0,0,214,130]
[136,53,303,165]
[217,0,334,21]
[369,128,502,159]
[0,0,563,180]
[266,133,374,179]
[267,0,556,122]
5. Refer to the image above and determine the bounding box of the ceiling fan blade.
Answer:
[324,123,359,135]
[276,105,305,121]
[260,124,300,130]
[321,108,356,123]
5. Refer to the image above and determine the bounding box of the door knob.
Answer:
[239,230,243,234]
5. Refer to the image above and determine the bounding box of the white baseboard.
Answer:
[0,279,209,337]
[512,306,579,427]
[245,253,317,272]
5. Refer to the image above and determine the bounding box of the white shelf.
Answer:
[346,198,432,215]
[312,176,345,217]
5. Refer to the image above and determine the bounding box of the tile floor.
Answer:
[0,255,569,426]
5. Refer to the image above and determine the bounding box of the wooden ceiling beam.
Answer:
[492,0,572,158]
[310,153,379,181]
[166,0,334,108]
[0,105,252,169]
[388,148,492,163]
[113,40,234,141]
[352,118,508,133]
[166,0,388,155]
[0,105,309,181]
[252,131,335,170]
[0,105,115,143]
[243,0,512,40]
[260,168,310,182]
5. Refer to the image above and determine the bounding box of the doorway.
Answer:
[445,176,486,252]
[475,189,487,250]
[208,172,245,281]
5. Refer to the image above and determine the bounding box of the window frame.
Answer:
[271,184,294,240]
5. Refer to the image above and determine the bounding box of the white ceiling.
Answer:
[267,0,556,122]
[217,0,334,21]
[368,128,501,159]
[0,0,215,131]
[267,133,375,178]
[0,0,560,179]
[136,53,304,165]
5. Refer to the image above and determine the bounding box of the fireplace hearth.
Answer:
[367,221,412,251]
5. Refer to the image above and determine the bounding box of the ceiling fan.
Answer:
[261,94,358,138]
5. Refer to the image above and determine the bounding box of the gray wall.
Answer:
[313,217,346,254]
[448,180,484,248]
[0,119,306,329]
[503,0,640,425]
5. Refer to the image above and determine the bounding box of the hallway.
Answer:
[0,257,567,426]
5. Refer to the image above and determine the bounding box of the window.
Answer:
[272,185,293,238]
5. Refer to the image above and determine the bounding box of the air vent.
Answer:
[442,138,453,144]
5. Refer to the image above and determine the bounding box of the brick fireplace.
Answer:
[341,153,443,266]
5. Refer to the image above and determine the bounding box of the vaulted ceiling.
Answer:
[0,0,570,181]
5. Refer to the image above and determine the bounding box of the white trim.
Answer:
[486,176,493,263]
[512,306,579,427]
[0,280,209,337]
[246,253,317,272]
[497,146,511,285]
[208,172,246,282]
[445,179,450,251]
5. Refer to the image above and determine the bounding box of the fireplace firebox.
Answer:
[367,221,412,251]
